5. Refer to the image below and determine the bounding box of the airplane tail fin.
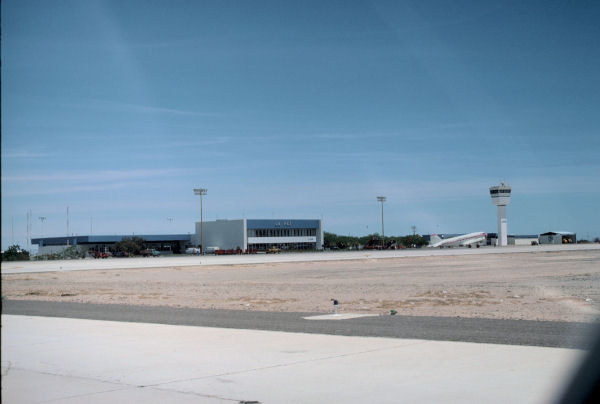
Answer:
[430,234,442,246]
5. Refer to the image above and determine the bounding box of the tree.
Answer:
[1,245,31,261]
[399,235,429,248]
[114,237,145,256]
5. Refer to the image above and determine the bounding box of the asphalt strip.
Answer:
[2,299,598,349]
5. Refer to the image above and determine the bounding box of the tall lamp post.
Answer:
[376,196,386,249]
[193,188,207,254]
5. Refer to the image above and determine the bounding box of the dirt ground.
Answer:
[3,249,599,322]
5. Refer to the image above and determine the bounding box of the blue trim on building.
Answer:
[246,219,320,230]
[32,234,192,246]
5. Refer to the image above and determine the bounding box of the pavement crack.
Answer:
[39,387,133,403]
[147,340,428,388]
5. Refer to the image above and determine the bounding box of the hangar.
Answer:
[539,231,576,244]
[192,219,324,252]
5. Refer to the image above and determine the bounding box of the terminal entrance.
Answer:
[249,242,316,251]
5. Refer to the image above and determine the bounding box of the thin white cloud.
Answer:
[2,168,185,183]
[212,175,600,210]
[137,138,232,149]
[4,182,132,197]
[1,151,49,159]
[54,98,225,118]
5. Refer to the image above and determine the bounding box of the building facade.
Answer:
[192,219,323,251]
[32,234,191,255]
[507,235,539,245]
[539,232,576,244]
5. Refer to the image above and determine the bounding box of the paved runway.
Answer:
[3,300,598,349]
[3,244,599,274]
[1,315,585,404]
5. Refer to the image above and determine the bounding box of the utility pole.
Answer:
[377,196,386,249]
[27,210,31,249]
[193,188,207,255]
[67,206,70,244]
[411,225,416,236]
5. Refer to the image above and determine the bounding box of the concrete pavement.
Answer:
[3,244,599,274]
[1,315,585,403]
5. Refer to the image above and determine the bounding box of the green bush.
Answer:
[114,236,146,256]
[1,245,31,261]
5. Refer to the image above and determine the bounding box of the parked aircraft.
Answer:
[429,232,487,248]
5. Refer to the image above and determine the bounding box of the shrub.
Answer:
[1,245,31,261]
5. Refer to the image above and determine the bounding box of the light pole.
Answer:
[376,196,386,249]
[38,216,46,238]
[193,188,207,254]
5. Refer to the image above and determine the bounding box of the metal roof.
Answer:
[540,231,575,236]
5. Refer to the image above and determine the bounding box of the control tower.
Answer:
[490,182,511,246]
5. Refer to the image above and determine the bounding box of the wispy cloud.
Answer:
[215,175,600,210]
[56,98,226,118]
[1,151,49,159]
[136,138,232,150]
[2,168,185,183]
[5,182,133,197]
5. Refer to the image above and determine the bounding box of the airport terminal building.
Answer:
[32,234,192,256]
[31,218,324,255]
[192,219,324,251]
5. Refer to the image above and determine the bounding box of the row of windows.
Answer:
[490,189,511,195]
[249,242,316,251]
[248,228,317,237]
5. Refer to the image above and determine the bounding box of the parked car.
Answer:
[89,251,112,259]
[140,249,160,257]
[266,246,281,254]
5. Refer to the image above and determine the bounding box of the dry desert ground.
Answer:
[3,249,599,322]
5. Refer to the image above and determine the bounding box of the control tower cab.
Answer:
[490,182,511,246]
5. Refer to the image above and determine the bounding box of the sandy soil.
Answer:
[3,249,599,322]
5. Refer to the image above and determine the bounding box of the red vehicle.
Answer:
[90,251,112,259]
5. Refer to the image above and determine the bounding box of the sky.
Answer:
[2,0,599,250]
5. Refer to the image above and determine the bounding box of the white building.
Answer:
[507,235,539,245]
[192,219,324,251]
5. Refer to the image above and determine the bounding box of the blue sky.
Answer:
[2,0,599,249]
